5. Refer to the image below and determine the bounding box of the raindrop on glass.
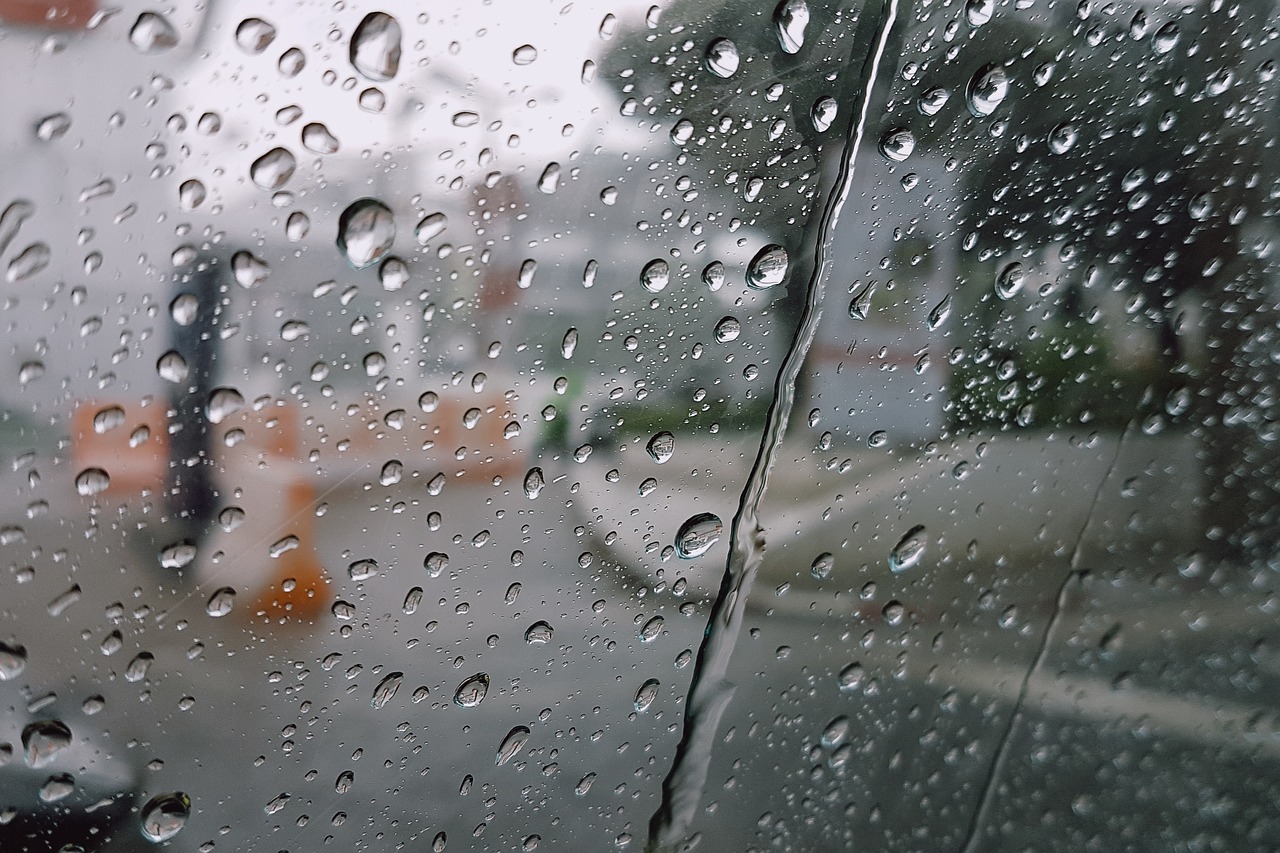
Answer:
[774,0,810,54]
[965,0,993,27]
[415,212,447,244]
[235,18,276,54]
[250,147,296,190]
[811,97,837,132]
[878,128,916,162]
[849,281,876,320]
[966,64,1009,117]
[646,432,674,464]
[888,525,927,573]
[302,122,340,154]
[75,467,110,497]
[129,12,178,53]
[525,621,553,644]
[206,387,245,424]
[747,244,788,288]
[350,12,402,81]
[523,467,545,499]
[640,258,670,293]
[453,672,490,708]
[705,38,740,78]
[995,261,1024,299]
[714,316,740,343]
[205,587,235,617]
[22,720,72,769]
[496,726,530,766]
[337,198,395,269]
[634,679,660,713]
[348,559,378,581]
[371,672,403,709]
[232,251,270,288]
[675,513,722,559]
[811,552,834,580]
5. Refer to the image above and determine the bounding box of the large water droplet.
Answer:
[714,316,741,343]
[640,259,670,293]
[379,460,403,486]
[995,261,1025,299]
[525,621,553,644]
[811,96,837,132]
[705,38,739,78]
[634,679,660,713]
[701,261,726,291]
[93,405,126,434]
[232,250,270,288]
[206,387,245,424]
[965,0,993,27]
[141,792,191,842]
[350,12,402,81]
[646,431,675,464]
[927,294,951,330]
[639,615,664,643]
[918,87,950,116]
[675,513,722,559]
[35,112,71,142]
[1047,123,1078,154]
[371,672,403,709]
[0,642,27,680]
[160,543,196,570]
[279,47,305,76]
[75,467,110,497]
[774,0,810,54]
[348,559,378,581]
[747,244,788,288]
[888,525,928,572]
[849,281,877,320]
[129,11,178,53]
[415,212,447,244]
[838,662,865,691]
[523,467,545,499]
[302,122,340,154]
[125,651,155,682]
[337,198,395,269]
[250,147,296,190]
[513,44,538,65]
[235,18,276,54]
[453,672,489,708]
[178,179,205,210]
[7,243,50,282]
[22,720,72,768]
[1152,21,1179,55]
[878,128,916,162]
[205,587,235,617]
[811,552,834,579]
[966,64,1009,117]
[537,162,561,194]
[39,773,75,802]
[670,119,694,145]
[496,725,530,766]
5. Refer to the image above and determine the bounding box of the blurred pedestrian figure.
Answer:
[162,252,224,558]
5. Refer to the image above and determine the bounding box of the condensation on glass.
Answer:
[0,0,1275,851]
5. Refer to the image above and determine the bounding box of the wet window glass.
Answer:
[0,0,1276,850]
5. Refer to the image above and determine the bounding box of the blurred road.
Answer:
[0,425,1276,852]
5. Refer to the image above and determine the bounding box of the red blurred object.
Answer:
[0,0,96,29]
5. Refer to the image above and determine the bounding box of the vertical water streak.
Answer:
[647,1,903,848]
[956,422,1133,852]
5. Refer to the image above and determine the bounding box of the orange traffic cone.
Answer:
[252,476,329,623]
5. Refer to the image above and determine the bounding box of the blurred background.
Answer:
[0,0,1276,850]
